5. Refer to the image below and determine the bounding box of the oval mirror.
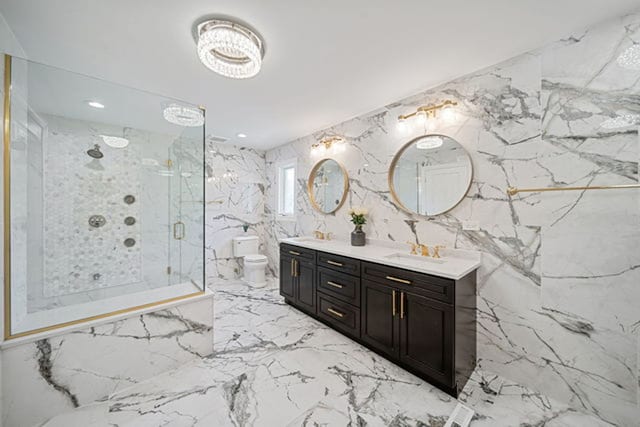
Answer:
[389,134,472,216]
[308,159,349,214]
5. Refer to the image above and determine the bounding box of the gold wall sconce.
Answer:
[311,136,346,157]
[397,100,458,132]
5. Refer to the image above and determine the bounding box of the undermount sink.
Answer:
[384,252,446,265]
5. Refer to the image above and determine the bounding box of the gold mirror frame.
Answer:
[307,158,349,214]
[388,134,473,216]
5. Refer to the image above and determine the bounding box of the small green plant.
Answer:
[348,207,368,226]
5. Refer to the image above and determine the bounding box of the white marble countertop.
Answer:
[279,237,481,280]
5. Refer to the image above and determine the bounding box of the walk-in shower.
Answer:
[2,55,205,338]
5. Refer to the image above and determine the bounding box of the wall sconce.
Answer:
[397,100,458,133]
[311,136,345,156]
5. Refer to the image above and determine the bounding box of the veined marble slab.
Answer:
[280,236,480,280]
[42,279,613,427]
[1,292,214,427]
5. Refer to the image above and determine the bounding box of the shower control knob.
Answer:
[88,215,106,228]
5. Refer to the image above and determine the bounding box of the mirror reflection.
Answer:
[308,159,348,214]
[389,134,472,216]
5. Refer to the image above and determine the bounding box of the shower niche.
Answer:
[3,55,206,338]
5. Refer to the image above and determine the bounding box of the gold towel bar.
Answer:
[507,184,640,196]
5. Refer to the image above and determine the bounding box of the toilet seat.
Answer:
[244,254,267,263]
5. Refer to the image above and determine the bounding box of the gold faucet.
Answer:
[418,244,430,257]
[432,245,445,258]
[314,230,325,240]
[325,232,333,241]
[406,241,418,255]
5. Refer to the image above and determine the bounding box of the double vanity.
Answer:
[279,237,480,396]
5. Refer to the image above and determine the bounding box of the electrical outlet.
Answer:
[462,220,480,231]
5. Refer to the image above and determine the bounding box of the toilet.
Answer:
[232,236,268,287]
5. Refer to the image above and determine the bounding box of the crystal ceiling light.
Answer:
[196,19,264,79]
[617,44,640,70]
[416,136,443,150]
[600,113,640,129]
[162,103,205,127]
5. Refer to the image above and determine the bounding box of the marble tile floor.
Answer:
[42,279,613,427]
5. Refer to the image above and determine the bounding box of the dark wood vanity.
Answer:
[279,242,477,397]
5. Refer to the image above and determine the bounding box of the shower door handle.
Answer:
[173,221,185,240]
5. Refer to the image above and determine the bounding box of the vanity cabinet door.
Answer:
[279,255,296,300]
[360,280,399,358]
[399,291,453,387]
[295,260,316,313]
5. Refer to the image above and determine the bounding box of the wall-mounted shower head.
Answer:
[87,144,104,159]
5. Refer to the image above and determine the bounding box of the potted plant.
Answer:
[348,207,368,246]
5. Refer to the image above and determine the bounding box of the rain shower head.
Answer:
[87,144,104,159]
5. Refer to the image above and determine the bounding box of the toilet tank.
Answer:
[233,235,259,256]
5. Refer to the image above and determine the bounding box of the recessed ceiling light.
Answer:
[600,113,640,129]
[236,133,247,138]
[87,101,105,109]
[100,135,129,148]
[196,19,264,79]
[162,103,204,127]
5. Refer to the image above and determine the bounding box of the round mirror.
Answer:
[308,159,349,214]
[389,134,472,216]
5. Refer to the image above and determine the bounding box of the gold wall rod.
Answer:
[507,184,640,196]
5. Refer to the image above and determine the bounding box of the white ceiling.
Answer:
[1,0,639,149]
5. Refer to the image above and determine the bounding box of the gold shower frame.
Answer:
[2,54,205,340]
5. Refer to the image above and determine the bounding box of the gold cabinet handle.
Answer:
[327,308,345,318]
[294,259,298,277]
[289,250,301,256]
[392,290,396,317]
[290,259,294,277]
[386,275,411,285]
[326,260,344,267]
[400,292,405,319]
[326,281,344,289]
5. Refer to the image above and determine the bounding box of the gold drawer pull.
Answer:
[327,281,344,289]
[386,275,411,285]
[400,292,405,319]
[327,308,345,318]
[289,250,301,256]
[327,260,343,267]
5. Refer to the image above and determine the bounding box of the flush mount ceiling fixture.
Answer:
[196,19,265,79]
[617,44,640,70]
[416,135,444,149]
[162,103,205,127]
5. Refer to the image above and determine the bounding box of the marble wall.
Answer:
[264,12,640,426]
[204,141,268,281]
[1,294,214,427]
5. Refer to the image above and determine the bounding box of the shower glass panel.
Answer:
[4,55,205,338]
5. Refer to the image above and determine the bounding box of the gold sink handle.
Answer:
[432,245,446,259]
[406,241,418,255]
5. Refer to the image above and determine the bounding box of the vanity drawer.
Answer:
[317,267,360,307]
[317,252,360,276]
[317,292,360,339]
[280,244,316,261]
[361,261,453,304]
